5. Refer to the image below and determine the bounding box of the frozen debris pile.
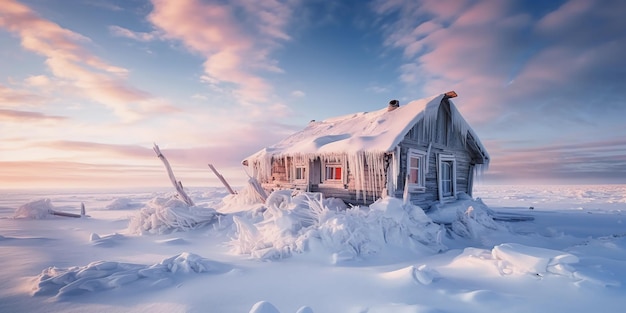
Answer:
[128,195,218,235]
[231,190,445,261]
[13,198,54,219]
[32,252,232,297]
[451,205,504,240]
[217,180,268,214]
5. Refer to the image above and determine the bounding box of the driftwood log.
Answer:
[153,143,195,206]
[49,203,86,218]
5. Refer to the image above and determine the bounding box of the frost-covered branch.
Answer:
[153,143,194,206]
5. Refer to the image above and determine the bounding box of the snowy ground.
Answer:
[1,184,625,313]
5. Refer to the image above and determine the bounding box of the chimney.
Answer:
[387,99,400,112]
[444,90,458,99]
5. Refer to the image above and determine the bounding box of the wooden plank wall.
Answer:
[393,102,476,209]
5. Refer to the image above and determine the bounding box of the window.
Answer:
[407,149,427,191]
[324,163,343,182]
[437,154,456,201]
[440,161,453,196]
[295,166,306,180]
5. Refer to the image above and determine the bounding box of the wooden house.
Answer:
[242,91,489,209]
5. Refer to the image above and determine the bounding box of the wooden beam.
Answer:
[208,164,237,195]
[50,210,81,218]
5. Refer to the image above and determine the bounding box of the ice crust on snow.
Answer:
[32,252,231,297]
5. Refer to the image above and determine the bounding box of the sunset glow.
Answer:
[1,0,625,189]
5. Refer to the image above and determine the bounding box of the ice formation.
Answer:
[128,195,218,235]
[230,190,445,260]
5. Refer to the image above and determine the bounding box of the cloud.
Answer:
[291,90,305,98]
[147,0,294,109]
[372,0,626,127]
[0,109,66,122]
[0,83,47,106]
[372,0,626,184]
[483,136,626,184]
[0,0,177,121]
[0,160,165,189]
[39,141,152,158]
[109,25,159,42]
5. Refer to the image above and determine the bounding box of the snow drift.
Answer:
[13,198,55,219]
[32,252,231,297]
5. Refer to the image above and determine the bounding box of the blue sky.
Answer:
[1,0,625,189]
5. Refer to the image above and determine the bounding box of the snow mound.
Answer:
[492,243,579,276]
[13,198,54,219]
[89,232,125,247]
[448,243,616,285]
[380,264,439,286]
[32,252,232,297]
[104,197,140,210]
[428,196,505,241]
[248,301,314,313]
[231,191,445,260]
[249,301,280,313]
[127,195,218,235]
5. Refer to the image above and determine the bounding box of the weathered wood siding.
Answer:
[393,99,477,209]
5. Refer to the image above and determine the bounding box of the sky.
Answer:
[1,0,625,189]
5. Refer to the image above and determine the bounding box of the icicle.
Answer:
[392,146,400,193]
[422,99,440,143]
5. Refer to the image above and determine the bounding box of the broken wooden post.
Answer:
[80,202,85,216]
[153,143,195,206]
[208,164,237,195]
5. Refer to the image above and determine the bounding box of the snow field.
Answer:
[0,185,625,312]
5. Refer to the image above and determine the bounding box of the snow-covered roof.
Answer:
[245,92,489,163]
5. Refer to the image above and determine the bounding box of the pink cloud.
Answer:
[148,0,293,107]
[0,83,46,106]
[0,109,66,122]
[109,25,159,42]
[0,0,176,121]
[373,0,532,123]
[536,0,593,33]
